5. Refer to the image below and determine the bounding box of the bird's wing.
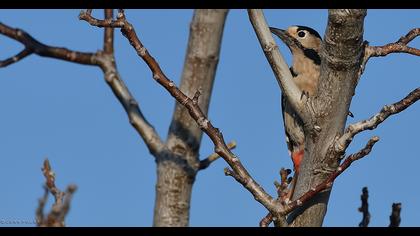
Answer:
[281,68,305,158]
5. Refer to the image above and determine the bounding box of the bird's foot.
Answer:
[300,90,310,100]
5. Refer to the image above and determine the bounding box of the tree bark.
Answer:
[153,9,228,226]
[288,9,367,226]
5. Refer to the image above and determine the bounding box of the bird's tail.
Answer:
[287,150,304,201]
[292,149,304,173]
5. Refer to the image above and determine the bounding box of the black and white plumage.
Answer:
[270,25,322,199]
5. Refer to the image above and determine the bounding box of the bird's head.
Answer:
[269,25,322,65]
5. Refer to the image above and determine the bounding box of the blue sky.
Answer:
[0,9,419,227]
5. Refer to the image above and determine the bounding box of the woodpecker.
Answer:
[269,25,322,199]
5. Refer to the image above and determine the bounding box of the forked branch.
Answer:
[0,22,99,67]
[199,140,237,170]
[0,13,164,157]
[361,28,420,74]
[260,168,292,227]
[336,87,420,155]
[36,159,77,227]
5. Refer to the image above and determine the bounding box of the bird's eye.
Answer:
[298,31,306,38]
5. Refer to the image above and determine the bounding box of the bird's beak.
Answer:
[269,27,297,49]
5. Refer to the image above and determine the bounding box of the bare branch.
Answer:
[80,9,281,214]
[367,43,420,57]
[93,13,165,157]
[358,187,370,227]
[199,140,236,170]
[0,22,99,67]
[260,168,292,227]
[54,185,77,225]
[336,87,420,154]
[247,9,309,122]
[223,167,244,182]
[0,48,32,67]
[389,203,402,227]
[79,9,125,28]
[370,28,420,56]
[41,159,62,202]
[96,9,165,156]
[361,28,420,74]
[282,136,379,216]
[37,159,77,227]
[104,9,114,54]
[277,168,292,202]
[35,186,48,226]
[397,28,420,45]
[259,213,273,227]
[0,18,164,157]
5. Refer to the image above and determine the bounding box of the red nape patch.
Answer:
[292,150,304,173]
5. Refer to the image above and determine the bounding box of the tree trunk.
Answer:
[288,9,367,226]
[153,9,228,226]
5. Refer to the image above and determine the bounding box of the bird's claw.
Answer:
[300,90,310,100]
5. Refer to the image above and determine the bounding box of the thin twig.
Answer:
[336,87,420,155]
[260,168,292,227]
[358,187,370,227]
[79,9,125,28]
[389,203,402,227]
[37,159,77,227]
[41,159,62,203]
[199,140,237,170]
[35,186,49,226]
[55,185,77,225]
[223,167,244,183]
[0,48,32,67]
[0,22,99,67]
[104,9,114,54]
